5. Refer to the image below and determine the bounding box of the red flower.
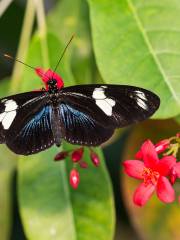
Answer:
[70,169,80,189]
[71,147,84,162]
[90,150,100,167]
[79,161,88,168]
[35,67,64,90]
[54,151,68,161]
[123,140,176,206]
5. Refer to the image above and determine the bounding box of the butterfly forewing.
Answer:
[0,91,55,155]
[59,84,160,128]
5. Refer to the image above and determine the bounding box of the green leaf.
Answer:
[18,32,115,240]
[48,0,98,85]
[88,0,180,118]
[18,147,114,240]
[0,78,17,240]
[0,144,17,240]
[122,120,180,240]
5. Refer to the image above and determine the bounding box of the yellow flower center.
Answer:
[142,167,160,186]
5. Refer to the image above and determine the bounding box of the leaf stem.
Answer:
[10,0,35,93]
[33,0,49,68]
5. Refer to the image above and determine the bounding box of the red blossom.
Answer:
[71,147,84,162]
[35,67,64,90]
[54,151,68,161]
[70,169,80,189]
[123,140,176,206]
[79,161,88,168]
[90,150,100,166]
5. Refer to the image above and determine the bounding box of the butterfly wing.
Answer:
[59,84,160,128]
[58,103,114,146]
[0,91,54,155]
[53,84,159,146]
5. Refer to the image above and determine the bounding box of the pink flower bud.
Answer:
[155,139,170,154]
[90,151,100,167]
[54,151,68,161]
[79,161,88,168]
[70,169,80,189]
[71,147,84,162]
[176,132,180,138]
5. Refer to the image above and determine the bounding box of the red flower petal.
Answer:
[141,140,159,168]
[155,139,170,154]
[133,182,155,206]
[169,167,177,185]
[123,160,144,180]
[156,176,175,203]
[173,162,180,178]
[156,156,176,176]
[135,150,143,160]
[35,67,46,79]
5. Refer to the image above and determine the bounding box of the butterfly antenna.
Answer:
[3,54,35,70]
[52,34,75,75]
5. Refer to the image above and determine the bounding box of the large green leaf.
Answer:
[18,32,115,240]
[48,0,98,85]
[88,0,180,118]
[0,78,17,240]
[122,120,180,240]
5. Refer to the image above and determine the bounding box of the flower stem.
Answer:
[10,0,35,93]
[33,0,49,68]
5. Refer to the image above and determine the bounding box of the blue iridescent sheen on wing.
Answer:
[59,103,114,146]
[7,105,54,155]
[60,104,95,129]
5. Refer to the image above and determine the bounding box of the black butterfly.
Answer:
[0,66,160,155]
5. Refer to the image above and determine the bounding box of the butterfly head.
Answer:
[35,67,64,92]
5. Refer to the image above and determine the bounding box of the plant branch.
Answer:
[10,0,35,93]
[33,0,49,68]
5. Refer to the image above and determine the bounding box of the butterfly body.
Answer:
[0,67,160,155]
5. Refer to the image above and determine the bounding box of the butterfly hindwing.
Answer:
[58,103,114,146]
[59,84,160,128]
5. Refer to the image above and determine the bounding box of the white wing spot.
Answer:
[134,90,147,101]
[0,99,18,129]
[92,87,116,116]
[136,98,148,110]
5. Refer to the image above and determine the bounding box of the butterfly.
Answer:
[2,34,160,156]
[0,65,160,155]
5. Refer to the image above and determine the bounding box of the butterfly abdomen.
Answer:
[51,107,61,147]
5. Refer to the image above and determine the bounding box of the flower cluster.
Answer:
[123,133,180,207]
[54,147,100,189]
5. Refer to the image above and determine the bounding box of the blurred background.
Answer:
[0,0,179,240]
